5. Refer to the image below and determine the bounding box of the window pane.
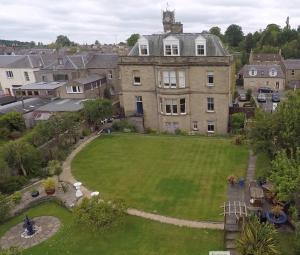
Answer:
[166,104,171,113]
[165,45,172,55]
[197,44,205,55]
[163,71,170,86]
[172,104,177,114]
[207,97,214,111]
[178,71,185,88]
[134,76,141,84]
[207,72,214,84]
[172,44,179,55]
[170,71,176,87]
[180,98,186,113]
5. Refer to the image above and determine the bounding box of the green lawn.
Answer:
[278,231,295,255]
[72,134,248,221]
[0,202,224,255]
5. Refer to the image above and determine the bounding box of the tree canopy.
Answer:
[225,24,244,47]
[55,35,75,48]
[126,34,140,47]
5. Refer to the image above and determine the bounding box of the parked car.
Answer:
[272,93,280,102]
[239,93,247,102]
[258,87,273,94]
[257,93,267,103]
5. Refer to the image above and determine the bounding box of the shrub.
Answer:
[74,197,126,231]
[0,192,11,223]
[112,120,136,132]
[46,160,62,176]
[11,191,22,204]
[227,175,237,184]
[144,128,156,134]
[81,128,91,137]
[175,129,187,135]
[231,113,245,134]
[0,176,28,194]
[0,127,10,139]
[42,177,56,191]
[8,131,22,140]
[0,112,25,133]
[234,135,244,145]
[246,89,252,100]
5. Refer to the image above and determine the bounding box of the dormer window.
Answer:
[249,68,257,77]
[163,36,180,56]
[195,35,206,56]
[269,68,277,77]
[138,37,149,56]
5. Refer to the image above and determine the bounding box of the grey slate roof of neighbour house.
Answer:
[0,55,55,68]
[239,64,285,79]
[18,81,66,90]
[252,53,282,62]
[86,54,118,68]
[283,59,300,70]
[36,98,85,112]
[0,98,50,114]
[129,33,228,56]
[287,80,300,89]
[74,74,105,85]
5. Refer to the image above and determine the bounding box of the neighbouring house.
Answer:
[0,54,54,96]
[249,50,283,65]
[34,53,119,98]
[282,59,300,90]
[239,64,285,91]
[12,81,67,99]
[119,10,234,134]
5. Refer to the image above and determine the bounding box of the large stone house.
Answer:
[119,11,234,134]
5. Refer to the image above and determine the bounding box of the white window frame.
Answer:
[178,71,186,88]
[138,37,149,56]
[133,71,141,85]
[163,71,176,88]
[159,97,163,113]
[24,71,30,81]
[207,72,214,86]
[163,36,180,56]
[207,97,215,112]
[195,35,206,56]
[6,71,13,79]
[157,71,162,88]
[180,98,186,114]
[66,85,82,94]
[193,121,198,131]
[165,99,178,115]
[108,70,113,79]
[207,121,215,133]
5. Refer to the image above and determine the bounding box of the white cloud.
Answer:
[0,0,299,43]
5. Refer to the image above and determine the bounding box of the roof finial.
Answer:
[166,2,169,11]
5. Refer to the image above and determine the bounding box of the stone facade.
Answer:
[120,57,233,134]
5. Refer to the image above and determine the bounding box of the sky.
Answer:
[0,0,299,44]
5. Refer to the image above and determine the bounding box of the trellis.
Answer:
[221,201,248,220]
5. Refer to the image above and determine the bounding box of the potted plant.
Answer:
[31,188,39,198]
[271,205,283,219]
[42,177,56,195]
[227,175,237,185]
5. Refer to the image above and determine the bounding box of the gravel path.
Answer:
[60,133,224,230]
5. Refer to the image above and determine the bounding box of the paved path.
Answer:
[127,209,224,229]
[60,132,224,230]
[246,150,257,181]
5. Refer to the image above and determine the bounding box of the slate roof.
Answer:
[283,59,300,70]
[252,53,282,62]
[19,81,66,90]
[240,64,285,78]
[287,80,300,89]
[0,55,55,68]
[129,33,228,57]
[86,54,118,68]
[36,98,85,112]
[0,98,50,114]
[74,74,104,85]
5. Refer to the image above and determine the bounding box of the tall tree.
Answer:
[209,26,223,40]
[55,35,72,48]
[225,24,244,47]
[126,34,140,47]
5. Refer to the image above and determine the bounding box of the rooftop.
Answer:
[0,98,50,114]
[36,98,86,112]
[17,81,66,90]
[283,59,300,69]
[239,64,285,79]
